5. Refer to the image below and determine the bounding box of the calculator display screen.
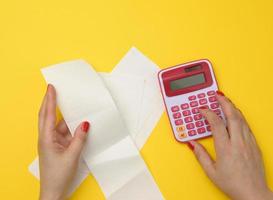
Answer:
[170,73,205,91]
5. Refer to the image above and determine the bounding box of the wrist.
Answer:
[238,187,273,200]
[40,195,63,200]
[39,190,64,200]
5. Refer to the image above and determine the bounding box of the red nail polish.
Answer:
[199,106,207,110]
[81,121,90,132]
[216,90,225,96]
[187,141,195,151]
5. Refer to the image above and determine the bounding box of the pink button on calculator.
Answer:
[158,59,225,142]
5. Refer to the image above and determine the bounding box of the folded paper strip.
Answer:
[28,47,164,199]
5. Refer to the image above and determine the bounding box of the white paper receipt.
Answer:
[40,60,164,200]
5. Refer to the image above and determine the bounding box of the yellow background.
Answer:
[0,0,273,199]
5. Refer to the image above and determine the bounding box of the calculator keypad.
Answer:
[170,90,224,139]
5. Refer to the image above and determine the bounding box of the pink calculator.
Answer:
[158,59,225,142]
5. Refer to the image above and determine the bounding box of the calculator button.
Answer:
[188,130,197,136]
[206,126,211,131]
[171,105,180,112]
[199,98,208,105]
[175,119,183,125]
[186,123,195,130]
[197,127,206,134]
[213,109,221,115]
[192,108,199,114]
[198,105,209,110]
[193,114,203,121]
[208,96,217,102]
[181,103,189,110]
[207,90,215,96]
[204,119,209,125]
[178,132,187,139]
[176,126,185,132]
[184,116,193,123]
[188,95,196,101]
[197,93,206,98]
[182,110,191,116]
[195,121,204,127]
[173,112,181,119]
[210,103,219,109]
[190,101,198,107]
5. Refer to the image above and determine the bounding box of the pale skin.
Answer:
[38,85,273,200]
[38,84,90,200]
[190,92,273,200]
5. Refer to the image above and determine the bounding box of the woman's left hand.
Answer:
[38,84,90,200]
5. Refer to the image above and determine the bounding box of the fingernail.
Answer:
[216,90,225,96]
[187,141,195,151]
[199,106,208,110]
[81,121,90,133]
[46,84,52,93]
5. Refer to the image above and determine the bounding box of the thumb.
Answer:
[68,121,90,158]
[189,140,216,180]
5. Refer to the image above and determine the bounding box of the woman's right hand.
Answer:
[189,91,273,200]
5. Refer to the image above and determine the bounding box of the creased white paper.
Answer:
[99,73,145,140]
[29,47,164,197]
[38,60,163,199]
[112,47,164,149]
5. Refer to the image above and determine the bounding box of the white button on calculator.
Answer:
[158,59,225,142]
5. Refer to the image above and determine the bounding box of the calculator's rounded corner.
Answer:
[157,68,165,81]
[199,58,212,66]
[201,59,214,71]
[173,133,191,143]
